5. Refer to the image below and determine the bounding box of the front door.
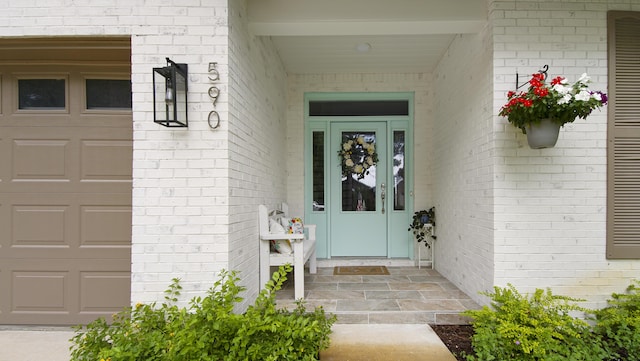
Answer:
[330,122,387,256]
[305,93,413,260]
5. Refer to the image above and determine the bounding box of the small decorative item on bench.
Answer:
[269,217,292,254]
[284,217,304,234]
[258,204,317,300]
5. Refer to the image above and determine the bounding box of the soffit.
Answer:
[247,0,487,74]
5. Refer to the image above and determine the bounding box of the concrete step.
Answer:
[320,324,457,361]
[0,324,457,361]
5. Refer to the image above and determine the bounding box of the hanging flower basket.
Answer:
[524,118,561,149]
[499,71,607,149]
[337,135,379,180]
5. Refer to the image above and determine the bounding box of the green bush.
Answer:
[70,264,335,361]
[594,280,640,360]
[462,284,608,361]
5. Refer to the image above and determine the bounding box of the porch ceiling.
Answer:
[247,0,487,74]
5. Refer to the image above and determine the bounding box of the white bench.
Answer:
[258,203,317,299]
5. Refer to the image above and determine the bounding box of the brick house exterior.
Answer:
[1,0,638,324]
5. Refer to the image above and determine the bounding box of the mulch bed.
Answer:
[431,324,475,361]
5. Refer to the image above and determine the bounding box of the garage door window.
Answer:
[85,79,132,110]
[18,78,66,110]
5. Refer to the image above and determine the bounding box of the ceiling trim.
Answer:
[249,20,486,36]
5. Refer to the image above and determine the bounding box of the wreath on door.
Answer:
[337,135,379,180]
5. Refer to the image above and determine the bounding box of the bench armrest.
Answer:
[259,233,304,241]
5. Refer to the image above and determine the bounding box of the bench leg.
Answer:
[294,242,304,300]
[309,248,317,274]
[259,239,271,290]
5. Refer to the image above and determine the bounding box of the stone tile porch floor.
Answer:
[275,265,480,325]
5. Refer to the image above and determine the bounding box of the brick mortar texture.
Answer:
[491,0,640,308]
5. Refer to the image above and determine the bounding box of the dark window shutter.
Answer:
[607,11,640,259]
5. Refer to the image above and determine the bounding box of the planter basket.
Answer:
[524,118,561,149]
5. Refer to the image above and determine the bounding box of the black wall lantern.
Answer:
[153,58,188,127]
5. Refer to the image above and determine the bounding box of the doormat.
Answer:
[333,266,390,276]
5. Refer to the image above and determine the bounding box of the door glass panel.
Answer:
[340,131,377,212]
[86,79,132,109]
[393,131,406,210]
[312,131,325,211]
[309,100,409,116]
[18,79,65,110]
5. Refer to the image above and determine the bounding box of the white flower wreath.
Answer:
[337,135,379,180]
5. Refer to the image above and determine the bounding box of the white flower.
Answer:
[368,147,375,155]
[578,73,591,84]
[592,92,602,101]
[354,164,364,173]
[552,84,571,95]
[357,136,365,144]
[363,162,370,169]
[575,90,591,101]
[342,142,352,151]
[345,159,354,167]
[558,94,572,105]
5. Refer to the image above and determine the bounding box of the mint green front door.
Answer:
[330,122,388,256]
[304,93,413,259]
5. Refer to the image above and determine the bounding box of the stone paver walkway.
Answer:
[276,266,479,324]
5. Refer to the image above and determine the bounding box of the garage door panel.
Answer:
[11,271,69,313]
[12,204,69,247]
[0,135,7,187]
[0,193,131,260]
[0,193,76,256]
[0,259,130,325]
[12,139,70,180]
[81,140,132,181]
[81,205,132,247]
[0,126,132,194]
[80,271,130,313]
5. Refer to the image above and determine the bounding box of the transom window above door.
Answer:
[309,100,409,116]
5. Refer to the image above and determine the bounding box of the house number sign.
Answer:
[208,62,221,129]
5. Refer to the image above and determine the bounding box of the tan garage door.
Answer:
[0,39,132,325]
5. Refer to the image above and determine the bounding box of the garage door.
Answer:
[0,39,132,325]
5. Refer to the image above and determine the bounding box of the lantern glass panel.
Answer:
[175,69,187,125]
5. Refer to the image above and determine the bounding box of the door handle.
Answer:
[381,183,386,214]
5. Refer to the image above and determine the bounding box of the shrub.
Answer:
[594,280,640,360]
[462,284,608,361]
[69,264,335,361]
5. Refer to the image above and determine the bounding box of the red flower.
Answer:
[530,78,542,88]
[551,76,565,86]
[534,87,549,97]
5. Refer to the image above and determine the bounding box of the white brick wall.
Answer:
[491,0,640,308]
[286,73,434,216]
[432,28,495,305]
[227,0,288,310]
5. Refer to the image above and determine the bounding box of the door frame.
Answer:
[303,92,415,259]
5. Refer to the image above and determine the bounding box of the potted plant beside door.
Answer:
[408,207,436,247]
[499,72,607,149]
